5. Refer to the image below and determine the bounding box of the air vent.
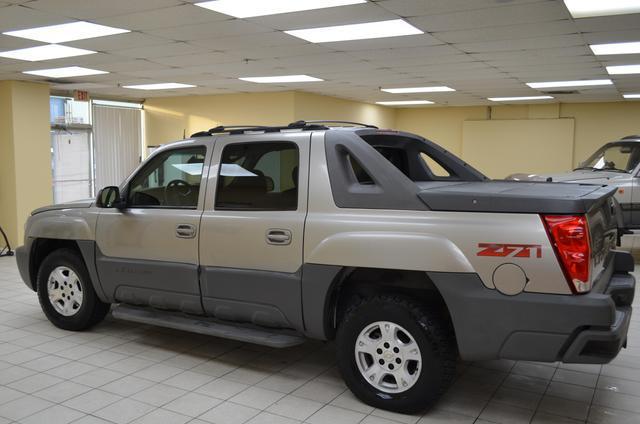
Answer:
[540,90,579,95]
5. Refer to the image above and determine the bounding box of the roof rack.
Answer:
[191,120,377,137]
[620,135,640,140]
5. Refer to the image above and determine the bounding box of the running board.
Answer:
[111,305,306,348]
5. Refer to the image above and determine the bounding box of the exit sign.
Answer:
[73,90,89,101]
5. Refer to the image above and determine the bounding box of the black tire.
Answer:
[36,248,110,331]
[336,295,457,414]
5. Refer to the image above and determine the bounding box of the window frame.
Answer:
[214,140,300,212]
[125,146,207,210]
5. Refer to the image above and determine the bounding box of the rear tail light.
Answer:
[542,215,591,293]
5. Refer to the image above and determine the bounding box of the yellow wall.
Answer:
[394,102,640,173]
[144,91,297,145]
[293,92,396,129]
[0,81,52,246]
[143,91,396,146]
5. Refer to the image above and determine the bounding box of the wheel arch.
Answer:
[301,264,456,345]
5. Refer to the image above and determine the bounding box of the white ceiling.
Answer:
[0,0,639,105]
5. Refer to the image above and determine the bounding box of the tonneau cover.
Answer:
[417,181,617,214]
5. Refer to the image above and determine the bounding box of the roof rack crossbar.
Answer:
[190,120,377,138]
[296,120,378,129]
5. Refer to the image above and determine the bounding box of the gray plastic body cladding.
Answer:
[77,240,109,302]
[112,305,305,348]
[200,266,304,331]
[418,181,617,214]
[429,272,617,362]
[324,131,427,210]
[95,248,203,314]
[300,263,344,339]
[15,243,32,290]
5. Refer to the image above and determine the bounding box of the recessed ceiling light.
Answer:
[0,44,96,61]
[123,83,196,90]
[195,0,366,18]
[623,93,640,98]
[23,66,108,78]
[488,96,554,102]
[381,86,455,94]
[239,75,323,83]
[591,41,640,55]
[285,19,423,43]
[563,0,640,18]
[527,79,613,88]
[376,100,434,106]
[606,64,640,74]
[3,21,129,43]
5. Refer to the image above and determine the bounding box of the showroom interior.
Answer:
[2,0,640,423]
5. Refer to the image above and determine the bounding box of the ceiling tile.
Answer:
[26,0,182,19]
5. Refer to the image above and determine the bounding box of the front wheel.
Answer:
[37,248,110,331]
[336,295,457,414]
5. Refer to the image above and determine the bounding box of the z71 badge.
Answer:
[477,243,542,258]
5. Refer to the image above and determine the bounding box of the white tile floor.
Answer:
[1,256,639,424]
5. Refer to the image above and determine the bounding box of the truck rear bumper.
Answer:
[429,250,635,364]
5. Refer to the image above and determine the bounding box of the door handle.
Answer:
[266,229,292,245]
[176,224,197,239]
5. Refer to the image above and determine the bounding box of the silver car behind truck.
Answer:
[15,121,636,413]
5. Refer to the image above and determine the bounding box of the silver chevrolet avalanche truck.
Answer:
[16,121,636,413]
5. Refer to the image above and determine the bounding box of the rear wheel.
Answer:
[37,248,110,331]
[336,295,456,413]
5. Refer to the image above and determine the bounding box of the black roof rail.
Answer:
[620,134,640,140]
[190,120,378,138]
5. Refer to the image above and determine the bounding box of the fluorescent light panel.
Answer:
[376,100,434,106]
[4,21,129,43]
[286,19,423,43]
[591,41,640,55]
[381,86,455,94]
[0,44,96,61]
[123,83,196,90]
[607,64,640,74]
[624,93,640,98]
[23,66,107,78]
[195,0,366,18]
[488,96,554,102]
[563,0,640,18]
[527,79,613,88]
[239,75,323,83]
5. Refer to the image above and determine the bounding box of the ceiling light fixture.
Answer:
[285,19,423,43]
[4,21,129,43]
[195,0,366,18]
[23,66,108,78]
[0,44,96,61]
[123,83,196,90]
[376,100,434,106]
[606,64,640,74]
[591,41,640,55]
[239,75,323,83]
[488,96,554,102]
[527,79,613,88]
[381,86,455,94]
[623,93,640,98]
[563,0,640,18]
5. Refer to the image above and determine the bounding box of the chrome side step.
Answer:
[111,304,306,348]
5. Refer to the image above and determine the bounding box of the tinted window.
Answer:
[216,142,299,210]
[128,147,205,208]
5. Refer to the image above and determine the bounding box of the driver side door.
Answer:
[95,143,211,314]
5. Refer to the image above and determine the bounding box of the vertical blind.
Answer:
[93,104,142,189]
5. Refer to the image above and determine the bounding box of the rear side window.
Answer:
[215,141,299,210]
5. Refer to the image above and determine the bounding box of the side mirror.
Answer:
[96,186,125,209]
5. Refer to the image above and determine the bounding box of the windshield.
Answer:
[578,142,640,173]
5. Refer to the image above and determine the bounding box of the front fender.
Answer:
[305,231,474,273]
[27,209,97,241]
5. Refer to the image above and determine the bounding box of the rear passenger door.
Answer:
[199,132,310,329]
